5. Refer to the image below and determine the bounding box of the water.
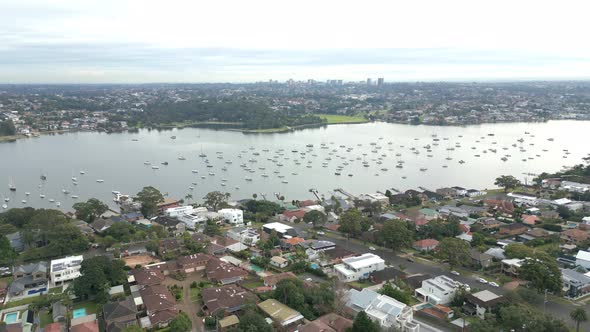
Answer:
[0,120,588,212]
[3,312,18,324]
[72,308,87,319]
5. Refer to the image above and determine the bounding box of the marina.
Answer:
[1,120,588,211]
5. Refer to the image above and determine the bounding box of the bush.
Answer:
[190,281,198,289]
[204,316,217,328]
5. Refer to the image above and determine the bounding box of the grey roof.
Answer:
[52,302,67,320]
[347,288,379,311]
[484,248,506,260]
[13,261,47,275]
[103,296,137,321]
[562,268,590,286]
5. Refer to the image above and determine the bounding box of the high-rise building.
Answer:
[366,78,372,86]
[377,78,384,86]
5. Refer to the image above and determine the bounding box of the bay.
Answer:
[0,120,587,211]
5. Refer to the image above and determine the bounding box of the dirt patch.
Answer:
[122,254,160,267]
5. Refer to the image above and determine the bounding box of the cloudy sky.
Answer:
[2,0,590,83]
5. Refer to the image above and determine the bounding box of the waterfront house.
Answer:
[436,187,458,198]
[218,208,244,225]
[466,189,486,197]
[50,255,83,286]
[278,209,307,223]
[9,262,48,297]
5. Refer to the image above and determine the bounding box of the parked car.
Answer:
[489,282,499,287]
[463,284,471,292]
[316,231,325,235]
[368,246,376,251]
[0,267,11,276]
[450,270,460,276]
[406,257,415,263]
[477,278,488,284]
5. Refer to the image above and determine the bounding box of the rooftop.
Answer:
[342,253,384,269]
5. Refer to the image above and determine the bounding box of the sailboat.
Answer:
[8,178,16,191]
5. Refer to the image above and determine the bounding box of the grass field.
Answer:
[39,311,53,327]
[317,114,368,124]
[189,287,200,303]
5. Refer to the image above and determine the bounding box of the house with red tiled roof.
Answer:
[131,268,166,287]
[298,200,317,207]
[140,285,179,328]
[561,229,590,244]
[413,239,439,251]
[484,199,515,215]
[278,210,307,223]
[521,214,541,226]
[44,323,65,332]
[70,321,99,332]
[206,258,248,285]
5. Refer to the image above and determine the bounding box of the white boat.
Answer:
[40,194,45,198]
[71,195,79,199]
[72,177,77,182]
[49,199,55,203]
[112,190,120,195]
[96,179,104,183]
[56,202,61,207]
[1,204,7,209]
[25,192,30,196]
[21,200,27,204]
[80,171,86,174]
[178,156,186,160]
[151,166,160,169]
[192,170,199,173]
[144,161,151,165]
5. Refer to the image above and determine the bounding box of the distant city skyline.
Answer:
[2,0,590,83]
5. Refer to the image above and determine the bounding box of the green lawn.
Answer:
[190,287,200,303]
[2,295,38,308]
[47,286,63,294]
[349,280,374,289]
[317,114,368,124]
[39,311,53,327]
[242,279,264,290]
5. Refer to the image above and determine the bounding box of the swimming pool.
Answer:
[310,263,319,269]
[3,312,18,324]
[248,264,264,273]
[72,308,87,319]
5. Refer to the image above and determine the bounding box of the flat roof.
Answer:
[263,222,293,232]
[472,290,500,302]
[343,253,384,269]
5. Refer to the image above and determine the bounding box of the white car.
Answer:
[450,270,460,276]
[317,231,325,235]
[368,246,376,251]
[477,278,488,284]
[463,284,471,292]
[489,282,499,287]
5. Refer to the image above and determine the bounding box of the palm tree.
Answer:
[184,193,193,204]
[570,307,588,332]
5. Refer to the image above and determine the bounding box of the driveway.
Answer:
[163,273,207,332]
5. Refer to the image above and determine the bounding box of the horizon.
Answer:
[2,0,590,83]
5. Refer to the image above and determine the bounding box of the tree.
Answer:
[121,326,144,332]
[73,198,108,222]
[379,283,411,304]
[134,186,164,217]
[350,311,380,332]
[303,210,327,228]
[0,119,16,136]
[203,191,230,211]
[0,235,17,265]
[238,310,272,332]
[169,312,192,332]
[378,219,414,251]
[437,238,470,268]
[339,209,367,238]
[203,220,221,237]
[494,175,521,192]
[72,256,126,303]
[504,243,535,259]
[519,255,562,294]
[570,307,588,332]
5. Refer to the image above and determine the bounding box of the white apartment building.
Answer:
[176,207,221,229]
[218,209,244,225]
[334,253,385,281]
[347,288,419,332]
[165,206,194,217]
[226,227,260,246]
[50,255,83,286]
[415,275,459,305]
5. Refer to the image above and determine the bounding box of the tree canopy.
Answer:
[73,198,108,222]
[339,209,371,238]
[272,278,334,320]
[303,210,327,228]
[72,256,127,303]
[169,312,192,332]
[495,175,522,192]
[377,219,414,251]
[203,191,231,211]
[437,237,470,268]
[134,186,164,217]
[349,311,380,332]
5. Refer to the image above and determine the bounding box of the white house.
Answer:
[262,222,296,238]
[466,189,486,197]
[164,206,194,217]
[452,187,468,196]
[560,181,590,193]
[50,255,83,286]
[218,209,244,225]
[415,275,459,305]
[334,253,385,281]
[346,288,419,332]
[576,250,590,269]
[507,192,538,206]
[270,256,289,268]
[359,193,390,205]
[226,227,260,246]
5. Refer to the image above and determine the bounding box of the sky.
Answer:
[1,0,590,83]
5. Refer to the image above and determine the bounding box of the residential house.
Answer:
[176,253,212,273]
[436,187,458,198]
[70,321,99,332]
[278,210,307,223]
[451,187,468,196]
[484,248,505,260]
[270,256,289,269]
[139,285,178,328]
[498,223,528,236]
[226,227,260,246]
[415,275,460,305]
[464,290,505,319]
[561,229,590,244]
[258,299,304,327]
[102,296,138,332]
[300,240,336,259]
[298,313,352,332]
[521,215,541,226]
[218,315,239,332]
[466,189,486,197]
[483,199,515,215]
[152,216,186,236]
[576,250,590,269]
[50,256,83,286]
[412,239,439,251]
[6,232,24,252]
[218,209,244,225]
[206,258,248,285]
[470,249,493,269]
[130,268,167,287]
[201,285,258,315]
[562,268,590,298]
[280,237,306,250]
[346,288,418,332]
[262,222,297,238]
[90,218,115,232]
[418,208,439,220]
[501,259,524,277]
[477,218,501,230]
[438,205,469,218]
[44,323,65,332]
[507,192,539,206]
[560,181,590,193]
[370,268,407,284]
[334,253,385,281]
[9,262,48,297]
[52,301,67,322]
[263,272,298,289]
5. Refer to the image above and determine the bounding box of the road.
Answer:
[298,224,590,331]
